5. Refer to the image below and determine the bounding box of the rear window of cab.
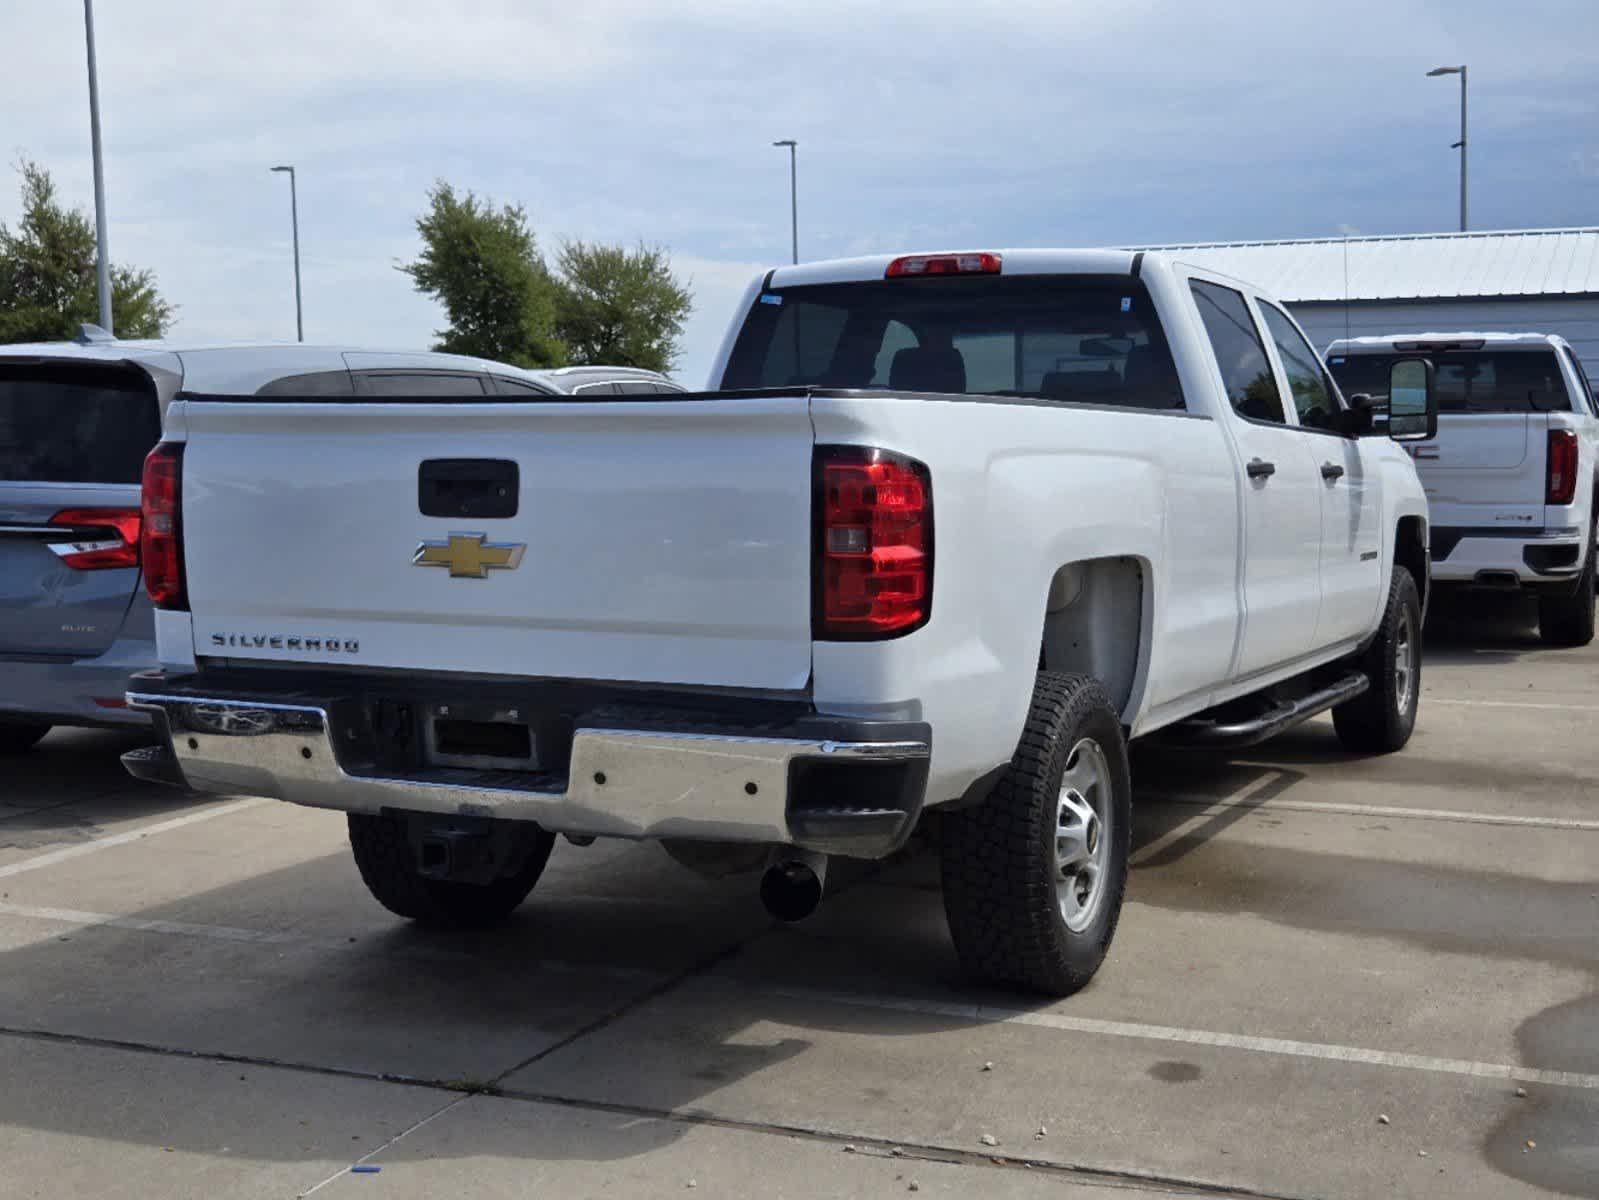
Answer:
[721,274,1185,411]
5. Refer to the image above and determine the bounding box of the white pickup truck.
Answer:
[125,250,1437,995]
[1327,333,1599,646]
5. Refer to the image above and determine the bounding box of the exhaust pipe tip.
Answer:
[759,849,828,922]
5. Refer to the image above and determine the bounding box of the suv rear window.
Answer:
[0,364,159,483]
[721,274,1185,410]
[1327,349,1570,414]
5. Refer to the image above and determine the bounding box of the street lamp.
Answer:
[82,0,112,333]
[269,165,303,342]
[1427,65,1468,232]
[772,140,798,265]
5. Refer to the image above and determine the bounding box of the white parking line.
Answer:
[0,898,660,981]
[0,900,298,944]
[1144,792,1599,832]
[0,797,266,881]
[1426,696,1599,713]
[767,986,1599,1091]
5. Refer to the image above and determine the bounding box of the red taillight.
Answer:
[1547,430,1578,506]
[815,447,931,638]
[885,252,1001,278]
[140,442,187,610]
[47,508,142,570]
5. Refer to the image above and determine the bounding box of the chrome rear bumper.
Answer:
[126,688,930,856]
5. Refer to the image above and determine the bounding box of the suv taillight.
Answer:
[1547,429,1578,506]
[47,508,142,570]
[815,447,932,639]
[141,442,186,610]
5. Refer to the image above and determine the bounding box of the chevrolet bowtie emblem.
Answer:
[412,532,526,579]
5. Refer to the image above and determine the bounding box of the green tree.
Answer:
[553,240,693,373]
[0,159,173,343]
[399,181,564,368]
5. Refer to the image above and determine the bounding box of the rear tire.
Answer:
[1538,543,1595,648]
[939,672,1131,997]
[0,723,50,754]
[347,813,555,927]
[1333,566,1422,753]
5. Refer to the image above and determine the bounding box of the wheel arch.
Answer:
[1393,515,1429,618]
[1038,556,1151,726]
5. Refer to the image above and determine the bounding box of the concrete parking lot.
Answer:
[0,598,1595,1199]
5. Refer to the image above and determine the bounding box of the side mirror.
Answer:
[1386,358,1437,441]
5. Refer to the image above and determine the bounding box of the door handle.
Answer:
[1321,462,1346,481]
[418,458,520,518]
[1246,458,1276,479]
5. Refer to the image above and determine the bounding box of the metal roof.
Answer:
[1124,228,1599,303]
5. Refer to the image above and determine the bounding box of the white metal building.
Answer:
[1128,228,1599,379]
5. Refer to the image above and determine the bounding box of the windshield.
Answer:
[721,274,1185,410]
[1327,349,1569,414]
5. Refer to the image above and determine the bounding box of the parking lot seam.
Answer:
[296,1094,472,1198]
[483,1085,1323,1200]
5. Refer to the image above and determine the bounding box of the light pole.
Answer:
[1427,65,1467,232]
[270,165,303,342]
[82,0,113,333]
[772,140,797,264]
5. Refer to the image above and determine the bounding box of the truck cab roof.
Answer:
[1327,331,1573,356]
[765,248,1145,289]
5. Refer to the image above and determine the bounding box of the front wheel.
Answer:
[1333,566,1422,753]
[347,814,555,927]
[940,672,1131,996]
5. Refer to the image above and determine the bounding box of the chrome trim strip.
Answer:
[126,692,928,846]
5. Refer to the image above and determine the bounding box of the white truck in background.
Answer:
[125,249,1437,996]
[1327,333,1599,646]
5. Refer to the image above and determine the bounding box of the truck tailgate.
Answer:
[1413,413,1548,528]
[178,397,816,691]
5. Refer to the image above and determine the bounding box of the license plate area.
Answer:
[423,703,540,770]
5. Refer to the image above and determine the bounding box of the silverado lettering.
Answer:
[210,633,359,653]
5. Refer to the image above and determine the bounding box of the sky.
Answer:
[5,0,1597,387]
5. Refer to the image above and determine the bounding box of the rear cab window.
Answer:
[1327,348,1571,414]
[0,362,159,483]
[721,274,1185,410]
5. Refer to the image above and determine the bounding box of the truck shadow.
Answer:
[1423,588,1573,664]
[0,727,206,853]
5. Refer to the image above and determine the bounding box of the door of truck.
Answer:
[1187,279,1324,677]
[1254,301,1383,647]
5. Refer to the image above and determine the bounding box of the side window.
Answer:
[572,381,621,396]
[490,375,555,396]
[1189,281,1285,424]
[1258,303,1342,431]
[255,370,355,397]
[357,372,488,396]
[1561,347,1598,416]
[612,379,662,395]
